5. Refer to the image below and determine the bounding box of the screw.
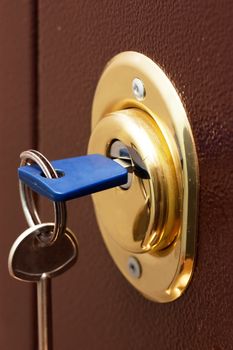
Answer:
[127,256,142,279]
[132,78,146,101]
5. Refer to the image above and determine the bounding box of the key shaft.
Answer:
[37,275,53,350]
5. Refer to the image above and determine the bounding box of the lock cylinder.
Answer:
[88,108,182,254]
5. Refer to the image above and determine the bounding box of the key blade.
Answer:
[8,223,78,282]
[18,154,128,201]
[37,275,53,350]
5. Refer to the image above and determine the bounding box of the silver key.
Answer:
[8,223,78,350]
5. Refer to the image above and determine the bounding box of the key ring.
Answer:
[19,149,67,244]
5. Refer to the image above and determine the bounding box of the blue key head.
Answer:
[18,154,128,202]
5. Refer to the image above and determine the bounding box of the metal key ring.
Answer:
[19,149,67,244]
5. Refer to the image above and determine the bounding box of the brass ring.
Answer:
[19,150,67,244]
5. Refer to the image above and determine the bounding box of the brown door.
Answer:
[1,1,233,349]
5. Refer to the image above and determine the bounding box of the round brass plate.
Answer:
[88,51,199,302]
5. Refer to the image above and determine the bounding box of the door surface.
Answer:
[1,1,233,349]
[0,1,36,348]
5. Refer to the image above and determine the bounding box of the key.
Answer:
[18,154,130,201]
[8,223,78,350]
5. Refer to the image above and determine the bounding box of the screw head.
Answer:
[132,78,146,101]
[127,256,142,279]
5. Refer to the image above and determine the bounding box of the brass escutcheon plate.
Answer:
[88,51,199,302]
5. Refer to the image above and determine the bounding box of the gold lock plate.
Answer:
[88,51,199,302]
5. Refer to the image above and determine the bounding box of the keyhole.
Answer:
[108,140,133,189]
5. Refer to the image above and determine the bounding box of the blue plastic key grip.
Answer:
[18,154,128,201]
